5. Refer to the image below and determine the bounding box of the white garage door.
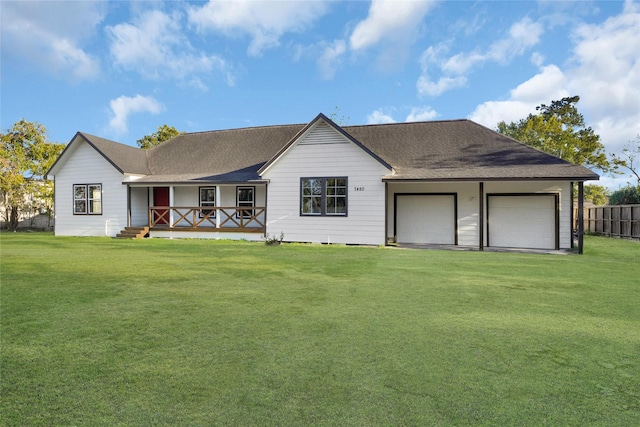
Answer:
[396,195,456,244]
[488,195,557,249]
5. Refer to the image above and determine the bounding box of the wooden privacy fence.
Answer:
[575,205,640,239]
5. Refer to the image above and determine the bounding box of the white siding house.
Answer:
[47,114,598,252]
[261,122,390,245]
[52,137,129,236]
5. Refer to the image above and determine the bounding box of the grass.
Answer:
[1,233,639,426]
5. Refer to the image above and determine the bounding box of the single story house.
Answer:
[46,113,598,252]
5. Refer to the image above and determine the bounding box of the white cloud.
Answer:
[107,10,231,86]
[367,110,396,124]
[567,0,640,154]
[416,44,469,96]
[406,107,438,122]
[317,40,347,80]
[109,95,165,134]
[348,0,436,72]
[487,17,544,64]
[470,3,640,164]
[367,105,441,125]
[469,64,569,128]
[1,1,104,81]
[188,0,329,56]
[418,17,544,97]
[349,0,436,51]
[417,74,468,97]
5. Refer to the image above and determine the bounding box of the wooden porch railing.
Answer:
[148,206,266,233]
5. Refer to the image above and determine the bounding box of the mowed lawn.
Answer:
[1,234,639,426]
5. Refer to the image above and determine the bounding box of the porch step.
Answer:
[115,226,149,239]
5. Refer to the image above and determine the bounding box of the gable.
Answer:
[298,122,348,145]
[259,114,392,176]
[51,137,126,182]
[47,132,150,178]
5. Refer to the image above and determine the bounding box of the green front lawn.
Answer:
[1,234,639,426]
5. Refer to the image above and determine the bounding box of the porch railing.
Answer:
[148,206,266,233]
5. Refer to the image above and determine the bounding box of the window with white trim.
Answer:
[199,187,216,218]
[237,186,255,218]
[73,184,102,215]
[300,177,347,216]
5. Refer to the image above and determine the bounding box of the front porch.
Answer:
[148,206,266,234]
[127,184,268,239]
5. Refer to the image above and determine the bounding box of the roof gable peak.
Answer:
[258,113,392,175]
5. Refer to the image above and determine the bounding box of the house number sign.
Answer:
[354,186,365,191]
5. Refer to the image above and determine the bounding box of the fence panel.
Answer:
[575,205,640,239]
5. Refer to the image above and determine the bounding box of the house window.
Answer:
[300,177,347,216]
[199,187,216,218]
[73,184,102,215]
[237,186,255,218]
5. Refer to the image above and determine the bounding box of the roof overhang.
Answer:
[126,179,269,186]
[383,176,600,182]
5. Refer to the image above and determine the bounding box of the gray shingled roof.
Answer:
[345,120,599,181]
[80,132,151,175]
[47,132,150,177]
[52,118,599,182]
[138,124,304,183]
[141,118,598,182]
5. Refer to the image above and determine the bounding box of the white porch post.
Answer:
[169,186,175,227]
[216,185,221,228]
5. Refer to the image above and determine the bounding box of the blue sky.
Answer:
[2,0,639,188]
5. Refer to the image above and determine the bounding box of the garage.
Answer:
[487,194,558,250]
[395,194,457,245]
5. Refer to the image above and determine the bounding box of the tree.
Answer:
[0,120,65,231]
[609,185,640,205]
[136,124,181,149]
[329,106,350,125]
[578,184,609,206]
[497,96,611,172]
[610,136,640,184]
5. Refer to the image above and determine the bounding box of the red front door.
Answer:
[153,187,170,225]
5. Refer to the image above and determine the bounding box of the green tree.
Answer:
[577,184,609,206]
[329,106,350,125]
[136,124,181,149]
[609,185,640,205]
[497,96,611,172]
[0,120,65,230]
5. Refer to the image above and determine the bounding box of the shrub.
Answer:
[609,185,640,205]
[264,231,284,245]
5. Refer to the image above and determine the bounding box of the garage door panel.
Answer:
[396,195,455,245]
[489,195,556,250]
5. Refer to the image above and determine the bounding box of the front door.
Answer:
[153,187,170,225]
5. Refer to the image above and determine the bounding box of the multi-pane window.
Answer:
[300,177,347,216]
[73,184,102,215]
[237,186,255,218]
[199,187,216,218]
